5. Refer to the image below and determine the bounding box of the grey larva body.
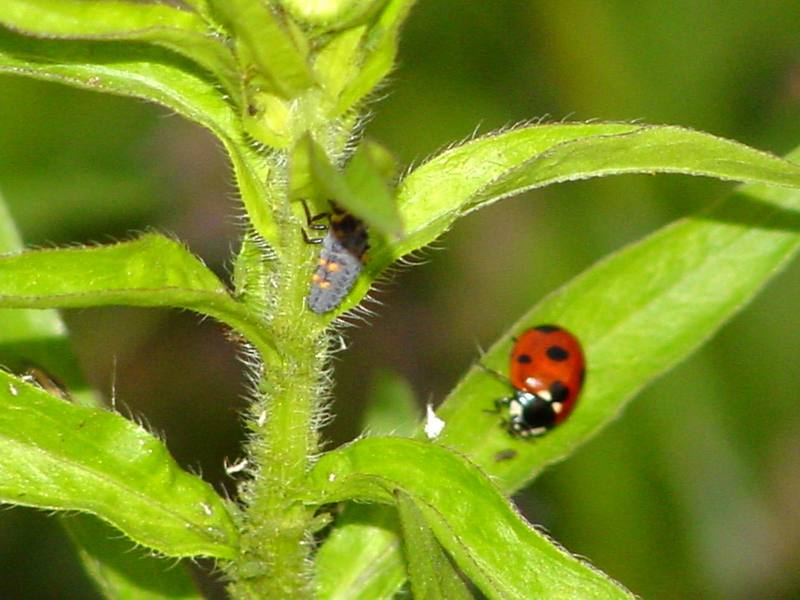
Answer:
[307,230,365,313]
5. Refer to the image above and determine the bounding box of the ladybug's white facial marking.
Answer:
[537,388,552,402]
[551,401,563,414]
[508,400,524,419]
[525,375,543,390]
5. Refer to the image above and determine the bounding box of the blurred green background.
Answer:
[1,1,800,598]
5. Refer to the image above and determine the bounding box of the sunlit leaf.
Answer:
[336,0,417,115]
[208,0,314,97]
[0,234,275,361]
[314,25,365,100]
[0,369,238,558]
[0,0,240,100]
[387,124,800,269]
[0,193,204,596]
[0,28,277,249]
[315,503,406,600]
[342,124,800,311]
[395,489,472,599]
[308,437,632,599]
[317,142,800,598]
[436,146,800,491]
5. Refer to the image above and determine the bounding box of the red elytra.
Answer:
[496,325,585,437]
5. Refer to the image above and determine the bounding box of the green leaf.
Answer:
[435,147,800,492]
[181,0,214,22]
[65,514,204,600]
[395,489,472,600]
[363,369,419,437]
[344,142,401,234]
[313,143,800,599]
[315,503,406,600]
[0,28,278,249]
[0,194,203,596]
[306,135,403,237]
[208,0,314,97]
[314,25,366,100]
[0,0,241,101]
[390,124,800,267]
[335,0,417,115]
[0,369,238,558]
[341,123,800,307]
[0,194,98,410]
[308,437,632,600]
[0,234,276,361]
[359,138,400,183]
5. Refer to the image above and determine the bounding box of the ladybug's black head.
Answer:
[508,390,557,438]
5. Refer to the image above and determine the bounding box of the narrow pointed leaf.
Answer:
[0,0,240,100]
[65,514,204,600]
[385,124,800,269]
[0,234,275,360]
[0,195,203,596]
[316,144,800,596]
[0,369,238,558]
[338,123,800,310]
[0,28,278,248]
[315,504,406,600]
[436,147,800,492]
[395,490,472,600]
[209,0,314,97]
[308,437,632,600]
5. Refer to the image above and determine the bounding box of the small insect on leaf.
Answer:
[494,325,586,438]
[304,201,369,314]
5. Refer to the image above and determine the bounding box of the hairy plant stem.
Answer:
[227,194,329,599]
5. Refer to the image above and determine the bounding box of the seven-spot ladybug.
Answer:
[303,201,369,314]
[494,324,586,437]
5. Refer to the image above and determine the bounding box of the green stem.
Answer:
[228,200,328,599]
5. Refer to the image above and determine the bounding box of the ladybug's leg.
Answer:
[495,396,511,412]
[484,396,510,414]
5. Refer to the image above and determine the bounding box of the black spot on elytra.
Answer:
[534,324,561,333]
[546,345,569,361]
[516,353,532,364]
[549,380,569,403]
